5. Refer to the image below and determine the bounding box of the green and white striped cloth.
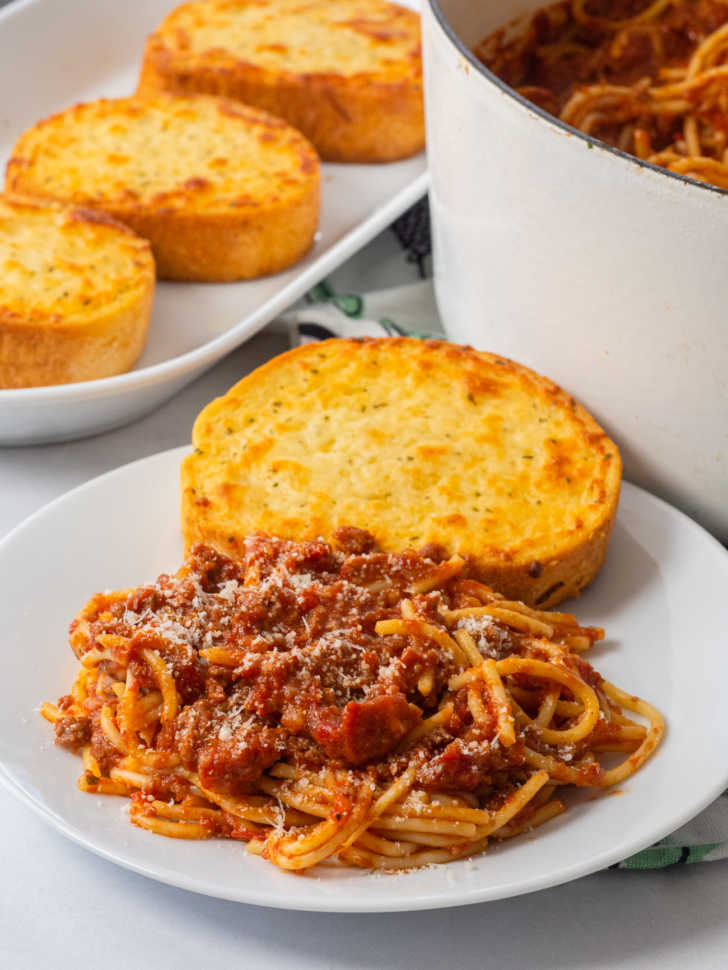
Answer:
[274,199,728,870]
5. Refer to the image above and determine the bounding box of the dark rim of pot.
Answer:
[428,0,728,199]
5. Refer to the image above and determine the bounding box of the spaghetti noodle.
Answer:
[42,530,663,872]
[476,0,728,189]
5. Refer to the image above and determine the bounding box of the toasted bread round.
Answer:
[181,338,622,607]
[137,0,424,163]
[0,195,154,388]
[5,95,320,282]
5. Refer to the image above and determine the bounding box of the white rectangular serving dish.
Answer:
[0,0,427,445]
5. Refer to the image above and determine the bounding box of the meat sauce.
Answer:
[55,530,609,800]
[480,0,728,104]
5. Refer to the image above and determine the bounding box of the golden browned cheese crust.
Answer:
[0,196,154,388]
[137,0,424,163]
[5,95,320,282]
[181,338,622,607]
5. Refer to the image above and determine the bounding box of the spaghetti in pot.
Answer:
[476,0,728,189]
[42,531,663,872]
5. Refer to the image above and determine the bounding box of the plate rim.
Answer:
[2,445,728,912]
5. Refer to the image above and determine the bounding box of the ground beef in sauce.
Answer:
[54,714,91,751]
[61,533,603,798]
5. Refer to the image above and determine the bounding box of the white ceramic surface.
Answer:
[422,0,728,541]
[0,0,427,446]
[1,446,728,912]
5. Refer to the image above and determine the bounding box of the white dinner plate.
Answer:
[0,0,426,446]
[1,447,727,912]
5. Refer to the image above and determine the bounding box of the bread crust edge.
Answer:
[0,278,154,388]
[138,42,425,163]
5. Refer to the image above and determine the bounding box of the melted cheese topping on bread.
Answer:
[7,96,319,214]
[182,339,621,589]
[0,197,152,324]
[150,0,421,78]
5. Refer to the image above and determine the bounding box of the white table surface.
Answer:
[2,329,728,970]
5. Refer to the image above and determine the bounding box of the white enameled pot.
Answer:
[423,0,728,540]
